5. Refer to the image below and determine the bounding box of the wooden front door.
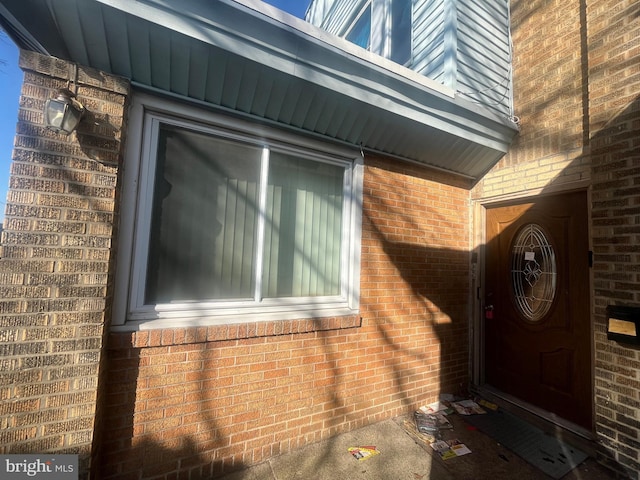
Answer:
[484,191,592,429]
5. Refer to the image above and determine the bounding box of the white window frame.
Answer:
[341,0,412,66]
[386,0,412,66]
[112,93,363,331]
[344,1,373,50]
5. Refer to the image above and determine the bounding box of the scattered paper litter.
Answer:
[451,399,486,415]
[419,401,450,415]
[448,439,472,456]
[414,409,454,434]
[477,398,498,411]
[414,411,438,434]
[348,446,380,461]
[430,439,472,460]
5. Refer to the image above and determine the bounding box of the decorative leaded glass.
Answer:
[510,223,557,321]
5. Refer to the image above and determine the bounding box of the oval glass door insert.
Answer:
[510,223,557,321]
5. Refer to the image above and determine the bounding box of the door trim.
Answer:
[471,186,595,433]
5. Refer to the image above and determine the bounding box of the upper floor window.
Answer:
[346,3,371,50]
[114,95,363,330]
[390,0,411,65]
[342,0,411,66]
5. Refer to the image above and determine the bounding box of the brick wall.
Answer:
[473,0,640,478]
[98,155,471,479]
[0,50,128,475]
[588,0,640,478]
[472,0,590,201]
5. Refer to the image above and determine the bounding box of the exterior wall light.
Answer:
[44,88,85,135]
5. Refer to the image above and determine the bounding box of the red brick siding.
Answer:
[99,155,471,479]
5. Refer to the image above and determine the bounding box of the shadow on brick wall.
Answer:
[96,340,243,479]
[587,94,640,479]
[361,183,471,402]
[90,96,640,480]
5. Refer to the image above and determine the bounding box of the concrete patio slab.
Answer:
[217,412,616,480]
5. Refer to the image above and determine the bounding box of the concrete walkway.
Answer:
[218,413,616,480]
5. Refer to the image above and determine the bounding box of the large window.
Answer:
[114,96,362,329]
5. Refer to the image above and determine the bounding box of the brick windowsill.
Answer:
[107,315,362,349]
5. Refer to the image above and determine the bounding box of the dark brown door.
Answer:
[484,191,592,429]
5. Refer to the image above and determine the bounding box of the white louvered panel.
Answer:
[76,1,112,72]
[235,60,262,114]
[126,22,153,86]
[168,34,192,97]
[185,40,211,101]
[248,65,276,118]
[320,99,352,138]
[47,0,91,67]
[219,55,245,109]
[262,74,290,121]
[288,83,317,128]
[101,7,133,78]
[148,26,171,91]
[202,49,228,106]
[308,94,341,135]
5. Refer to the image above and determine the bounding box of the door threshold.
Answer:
[472,384,597,457]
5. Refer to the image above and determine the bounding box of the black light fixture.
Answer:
[44,64,85,135]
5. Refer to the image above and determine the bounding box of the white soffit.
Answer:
[0,0,519,181]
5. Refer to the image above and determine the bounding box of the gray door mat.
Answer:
[463,409,588,479]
